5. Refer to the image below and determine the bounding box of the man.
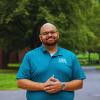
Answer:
[16,23,86,100]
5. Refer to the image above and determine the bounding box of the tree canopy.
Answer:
[0,0,100,53]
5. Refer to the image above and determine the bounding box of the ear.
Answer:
[39,34,42,42]
[57,31,60,39]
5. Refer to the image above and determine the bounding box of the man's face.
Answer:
[39,25,59,46]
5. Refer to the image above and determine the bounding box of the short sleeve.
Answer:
[72,54,86,80]
[16,53,31,80]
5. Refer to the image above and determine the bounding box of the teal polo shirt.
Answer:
[16,45,86,100]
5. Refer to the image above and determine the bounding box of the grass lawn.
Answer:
[96,66,100,70]
[0,70,19,90]
[8,63,20,68]
[77,53,99,66]
[77,53,99,60]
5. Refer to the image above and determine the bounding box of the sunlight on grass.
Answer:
[96,66,100,70]
[0,73,19,90]
[8,63,20,67]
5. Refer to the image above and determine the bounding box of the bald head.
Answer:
[40,23,58,34]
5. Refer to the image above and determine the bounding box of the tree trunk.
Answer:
[88,52,91,64]
[0,48,8,69]
[99,53,100,63]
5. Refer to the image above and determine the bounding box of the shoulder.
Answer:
[59,47,75,56]
[59,47,77,60]
[24,46,41,58]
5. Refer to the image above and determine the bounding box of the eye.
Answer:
[42,32,48,35]
[41,31,57,35]
[50,31,56,34]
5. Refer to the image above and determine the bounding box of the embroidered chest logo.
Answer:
[58,58,67,64]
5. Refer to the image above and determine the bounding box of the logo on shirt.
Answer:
[58,58,67,64]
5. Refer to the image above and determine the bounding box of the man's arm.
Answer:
[63,80,83,91]
[17,79,44,91]
[17,79,54,91]
[17,78,84,93]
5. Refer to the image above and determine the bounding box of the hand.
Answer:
[47,76,58,82]
[39,77,55,91]
[43,77,62,93]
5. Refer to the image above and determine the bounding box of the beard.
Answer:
[42,36,59,46]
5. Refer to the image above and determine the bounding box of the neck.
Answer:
[44,45,57,53]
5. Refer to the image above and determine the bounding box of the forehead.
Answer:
[40,24,57,33]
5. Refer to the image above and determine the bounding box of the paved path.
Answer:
[75,68,100,100]
[0,68,100,100]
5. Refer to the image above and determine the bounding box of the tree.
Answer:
[0,0,100,68]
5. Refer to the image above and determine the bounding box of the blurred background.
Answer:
[0,0,100,91]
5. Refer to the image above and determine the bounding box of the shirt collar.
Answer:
[40,44,47,52]
[40,44,63,56]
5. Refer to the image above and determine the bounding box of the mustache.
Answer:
[46,36,55,40]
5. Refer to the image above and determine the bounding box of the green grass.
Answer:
[0,70,19,90]
[96,66,100,70]
[77,53,99,66]
[8,63,20,68]
[77,53,99,60]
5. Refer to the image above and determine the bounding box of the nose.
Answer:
[48,32,52,36]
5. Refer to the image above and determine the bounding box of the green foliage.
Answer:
[0,0,100,53]
[86,0,100,52]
